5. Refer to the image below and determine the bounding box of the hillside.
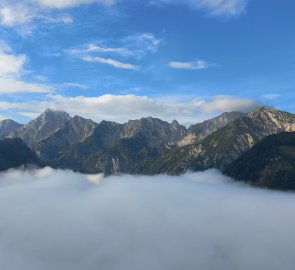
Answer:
[0,138,41,171]
[224,132,295,190]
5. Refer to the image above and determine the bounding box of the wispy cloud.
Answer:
[62,82,89,89]
[42,14,74,24]
[68,32,161,69]
[0,0,111,33]
[262,93,281,100]
[82,56,136,70]
[0,78,54,94]
[67,44,129,56]
[122,32,162,59]
[36,0,114,9]
[169,60,215,70]
[153,0,249,16]
[68,32,162,60]
[0,0,249,34]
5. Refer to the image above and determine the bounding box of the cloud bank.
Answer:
[0,94,259,124]
[0,168,295,270]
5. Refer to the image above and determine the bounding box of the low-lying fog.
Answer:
[0,168,295,270]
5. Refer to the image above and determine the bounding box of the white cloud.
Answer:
[0,0,111,31]
[122,32,162,59]
[202,95,259,113]
[62,82,89,89]
[1,168,295,270]
[0,3,34,28]
[0,42,26,78]
[68,33,162,63]
[82,55,136,69]
[0,0,249,33]
[0,40,54,94]
[0,78,53,94]
[0,94,258,124]
[155,0,249,16]
[43,14,74,24]
[169,60,213,70]
[0,54,26,78]
[67,33,161,70]
[67,43,130,56]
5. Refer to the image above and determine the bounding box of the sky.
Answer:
[1,167,295,270]
[0,0,294,124]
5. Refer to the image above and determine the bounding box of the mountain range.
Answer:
[1,106,295,190]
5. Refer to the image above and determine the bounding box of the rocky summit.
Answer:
[0,119,23,139]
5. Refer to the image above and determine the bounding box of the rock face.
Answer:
[248,107,295,134]
[34,115,98,162]
[122,117,187,148]
[224,132,295,191]
[183,111,245,144]
[0,138,41,171]
[55,117,187,174]
[12,109,71,147]
[0,119,23,139]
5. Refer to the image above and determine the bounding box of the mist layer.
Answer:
[0,168,295,270]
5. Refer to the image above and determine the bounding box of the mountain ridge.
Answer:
[1,106,295,190]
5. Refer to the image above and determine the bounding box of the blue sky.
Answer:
[0,0,294,124]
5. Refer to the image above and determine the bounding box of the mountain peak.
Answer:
[0,119,22,127]
[0,119,23,139]
[40,108,70,117]
[44,108,55,113]
[248,106,278,116]
[37,109,71,123]
[13,109,71,146]
[171,119,179,126]
[248,106,295,119]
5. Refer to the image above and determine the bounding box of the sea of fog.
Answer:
[0,167,295,270]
